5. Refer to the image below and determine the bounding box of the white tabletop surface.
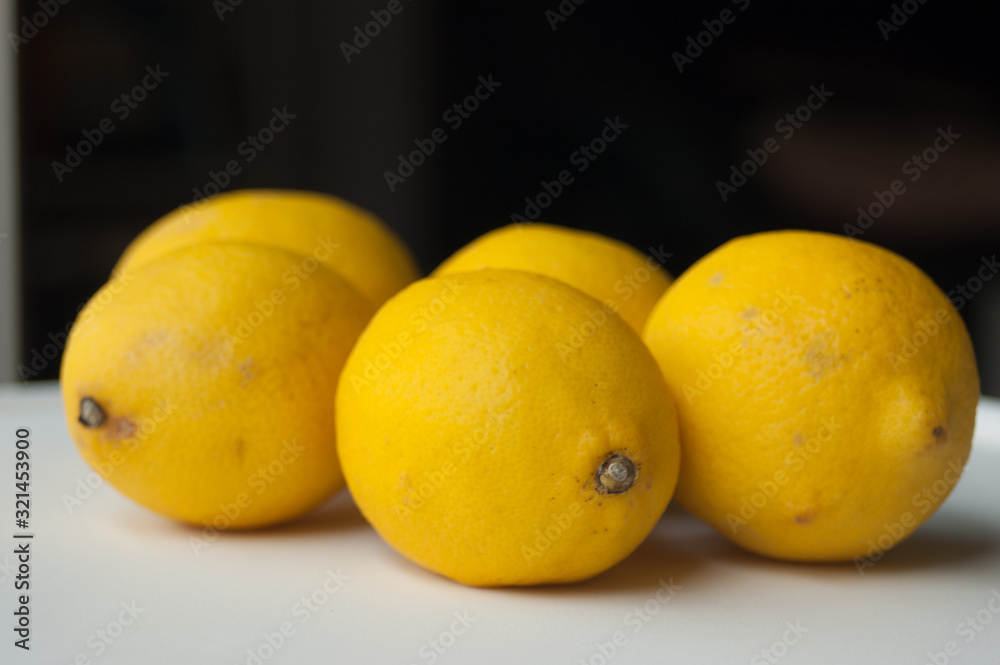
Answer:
[1,382,999,665]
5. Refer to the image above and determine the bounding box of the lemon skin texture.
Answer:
[433,223,671,333]
[642,230,979,562]
[61,242,373,528]
[337,269,681,586]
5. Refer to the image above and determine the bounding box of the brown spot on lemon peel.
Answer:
[235,439,245,463]
[109,418,137,443]
[794,509,816,524]
[237,357,259,387]
[923,426,949,452]
[804,331,840,380]
[596,454,637,494]
[79,397,106,428]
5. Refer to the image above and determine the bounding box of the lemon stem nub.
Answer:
[79,397,107,428]
[597,454,636,494]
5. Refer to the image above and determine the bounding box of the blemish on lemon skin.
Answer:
[794,509,816,524]
[77,397,139,449]
[235,438,246,464]
[922,426,949,452]
[123,330,170,367]
[793,433,805,447]
[708,271,725,286]
[238,358,259,387]
[102,417,137,447]
[194,337,235,368]
[112,418,136,440]
[804,331,841,380]
[740,306,759,320]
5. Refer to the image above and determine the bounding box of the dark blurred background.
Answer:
[5,0,1000,392]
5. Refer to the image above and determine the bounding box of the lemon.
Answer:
[115,189,420,308]
[336,269,681,586]
[61,242,373,528]
[642,230,979,562]
[433,223,671,332]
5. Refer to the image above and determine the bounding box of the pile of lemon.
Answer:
[61,189,979,587]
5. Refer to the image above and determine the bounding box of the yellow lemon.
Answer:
[116,189,420,308]
[61,242,373,528]
[433,223,671,333]
[642,230,979,562]
[337,269,681,586]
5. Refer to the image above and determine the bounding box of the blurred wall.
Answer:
[14,0,436,383]
[1,0,19,382]
[9,0,1000,392]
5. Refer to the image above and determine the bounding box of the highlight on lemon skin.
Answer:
[433,223,672,333]
[642,229,978,563]
[337,269,681,586]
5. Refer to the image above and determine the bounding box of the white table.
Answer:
[2,382,999,664]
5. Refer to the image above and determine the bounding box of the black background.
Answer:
[14,0,1000,391]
